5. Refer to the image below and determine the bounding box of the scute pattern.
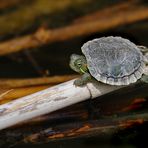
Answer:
[81,36,144,85]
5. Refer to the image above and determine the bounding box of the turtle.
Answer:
[69,36,148,86]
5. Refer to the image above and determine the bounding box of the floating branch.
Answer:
[0,79,123,130]
[0,5,147,56]
[0,77,147,131]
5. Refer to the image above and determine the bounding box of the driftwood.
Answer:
[0,79,124,130]
[0,76,148,131]
[0,2,147,56]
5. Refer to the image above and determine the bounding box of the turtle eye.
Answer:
[75,59,82,68]
[77,62,82,67]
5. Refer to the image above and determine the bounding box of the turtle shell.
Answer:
[81,36,145,85]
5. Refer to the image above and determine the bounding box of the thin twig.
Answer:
[0,75,77,88]
[0,89,13,101]
[0,85,49,104]
[23,49,48,77]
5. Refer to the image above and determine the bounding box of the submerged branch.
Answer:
[24,112,148,143]
[1,108,148,146]
[73,0,137,24]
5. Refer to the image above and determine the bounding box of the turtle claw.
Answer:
[141,75,148,83]
[74,79,86,86]
[74,73,91,86]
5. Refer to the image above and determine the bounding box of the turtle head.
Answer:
[69,54,88,74]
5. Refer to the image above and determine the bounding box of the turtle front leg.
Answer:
[74,72,91,86]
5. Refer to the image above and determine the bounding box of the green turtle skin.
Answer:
[70,36,148,86]
[70,54,91,85]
